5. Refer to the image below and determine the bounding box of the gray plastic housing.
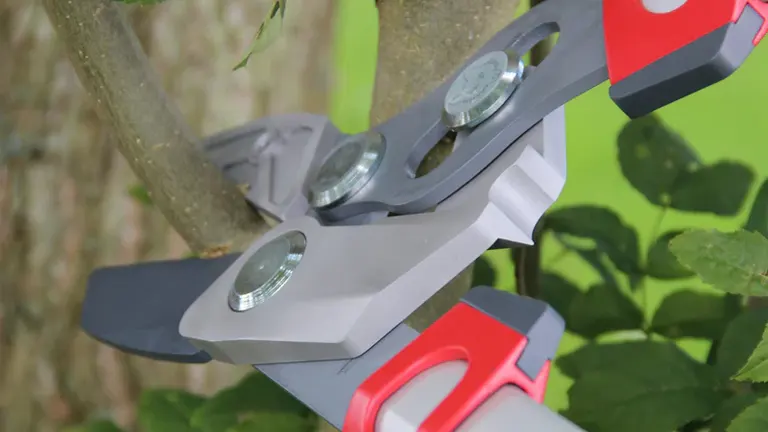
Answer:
[179,107,567,365]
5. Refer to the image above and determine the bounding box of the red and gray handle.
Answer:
[316,286,581,431]
[606,0,768,117]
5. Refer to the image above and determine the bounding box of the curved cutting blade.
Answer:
[81,254,240,363]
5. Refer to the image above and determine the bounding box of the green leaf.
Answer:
[568,246,620,289]
[710,393,760,432]
[716,309,768,378]
[471,255,496,287]
[745,179,768,238]
[329,0,379,134]
[617,115,700,207]
[226,412,315,432]
[233,1,287,70]
[669,162,754,216]
[563,341,724,432]
[138,389,207,432]
[645,230,695,279]
[545,205,641,274]
[566,284,644,339]
[538,272,580,321]
[63,419,124,432]
[127,183,152,206]
[669,229,768,296]
[557,340,682,379]
[650,290,741,339]
[727,396,768,432]
[190,373,312,432]
[735,324,768,382]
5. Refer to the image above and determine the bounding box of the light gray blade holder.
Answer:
[201,113,336,222]
[180,107,567,365]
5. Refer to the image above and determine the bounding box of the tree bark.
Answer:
[41,0,268,256]
[2,1,332,431]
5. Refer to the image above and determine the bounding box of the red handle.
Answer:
[604,0,768,84]
[342,303,550,432]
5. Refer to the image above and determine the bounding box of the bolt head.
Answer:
[442,49,525,130]
[308,132,385,209]
[229,230,306,312]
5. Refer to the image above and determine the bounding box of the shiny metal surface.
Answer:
[228,230,306,311]
[308,132,385,209]
[442,49,524,129]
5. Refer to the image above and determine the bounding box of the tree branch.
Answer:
[41,0,267,255]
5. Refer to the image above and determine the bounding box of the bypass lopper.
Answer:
[80,0,767,430]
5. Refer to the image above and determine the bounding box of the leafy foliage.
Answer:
[135,374,314,432]
[668,162,754,216]
[127,183,152,206]
[233,1,288,70]
[715,309,768,378]
[562,341,725,432]
[616,114,754,215]
[566,283,644,339]
[545,205,641,274]
[541,116,768,431]
[617,114,701,207]
[190,373,313,432]
[727,396,768,431]
[745,179,768,238]
[645,230,695,279]
[138,390,207,432]
[735,324,768,382]
[669,230,768,296]
[650,290,740,339]
[470,255,497,287]
[710,393,760,432]
[538,272,580,321]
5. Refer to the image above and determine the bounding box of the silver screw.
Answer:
[442,49,525,130]
[228,230,307,312]
[307,132,386,209]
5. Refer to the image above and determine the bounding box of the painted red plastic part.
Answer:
[342,303,551,432]
[603,0,768,84]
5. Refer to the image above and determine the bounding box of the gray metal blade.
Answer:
[82,255,240,363]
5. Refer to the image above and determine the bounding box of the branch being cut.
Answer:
[41,0,267,255]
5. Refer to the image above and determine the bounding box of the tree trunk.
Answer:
[1,1,332,431]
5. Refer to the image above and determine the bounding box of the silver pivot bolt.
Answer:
[308,132,386,209]
[442,49,525,130]
[228,230,307,312]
